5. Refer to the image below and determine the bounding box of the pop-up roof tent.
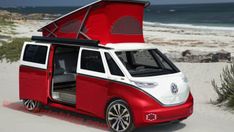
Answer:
[38,0,150,45]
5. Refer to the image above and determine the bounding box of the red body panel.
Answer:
[19,66,49,104]
[76,74,109,118]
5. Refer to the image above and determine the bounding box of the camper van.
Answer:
[19,0,193,132]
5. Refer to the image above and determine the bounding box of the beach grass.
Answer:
[0,17,14,27]
[0,38,30,63]
[212,64,234,109]
[0,17,16,35]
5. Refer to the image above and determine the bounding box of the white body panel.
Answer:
[130,72,190,106]
[105,43,190,106]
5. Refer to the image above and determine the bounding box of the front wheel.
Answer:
[106,100,135,132]
[23,99,41,112]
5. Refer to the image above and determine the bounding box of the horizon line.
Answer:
[0,1,234,8]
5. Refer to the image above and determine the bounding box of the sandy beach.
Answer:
[143,22,234,62]
[0,62,234,132]
[144,22,234,53]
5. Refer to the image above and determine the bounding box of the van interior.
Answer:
[52,46,79,105]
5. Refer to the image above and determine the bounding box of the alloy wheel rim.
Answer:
[107,104,131,132]
[24,100,36,111]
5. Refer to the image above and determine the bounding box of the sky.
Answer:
[1,0,234,7]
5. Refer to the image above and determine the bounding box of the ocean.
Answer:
[1,2,234,28]
[145,3,234,28]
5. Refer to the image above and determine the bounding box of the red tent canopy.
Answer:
[38,0,150,45]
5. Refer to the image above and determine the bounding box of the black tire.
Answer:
[172,117,187,124]
[106,100,135,132]
[23,99,41,112]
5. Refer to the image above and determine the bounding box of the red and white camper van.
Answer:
[19,0,193,132]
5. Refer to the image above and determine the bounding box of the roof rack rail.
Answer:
[31,36,110,49]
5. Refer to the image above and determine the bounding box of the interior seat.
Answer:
[53,66,76,84]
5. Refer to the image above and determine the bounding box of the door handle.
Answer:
[108,76,125,81]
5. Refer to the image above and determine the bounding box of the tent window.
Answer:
[111,16,142,35]
[60,20,87,33]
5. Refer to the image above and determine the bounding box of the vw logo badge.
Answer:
[171,83,178,94]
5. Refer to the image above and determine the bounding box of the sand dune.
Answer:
[0,62,233,132]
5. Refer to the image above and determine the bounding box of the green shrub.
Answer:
[212,64,234,109]
[0,18,14,26]
[0,38,30,63]
[227,95,234,108]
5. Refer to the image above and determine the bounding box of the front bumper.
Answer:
[134,93,194,127]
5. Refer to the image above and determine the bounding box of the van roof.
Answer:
[30,36,157,50]
[105,43,157,51]
[31,36,110,49]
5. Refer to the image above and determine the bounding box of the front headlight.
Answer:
[132,81,158,88]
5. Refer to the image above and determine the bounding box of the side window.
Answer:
[133,50,159,68]
[81,50,105,73]
[23,44,48,64]
[153,51,173,71]
[105,53,124,77]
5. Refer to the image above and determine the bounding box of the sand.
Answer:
[0,20,48,41]
[12,20,47,38]
[143,22,234,58]
[0,62,234,132]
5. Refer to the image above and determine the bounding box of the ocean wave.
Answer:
[143,21,234,31]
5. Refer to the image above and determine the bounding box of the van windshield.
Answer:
[115,49,179,77]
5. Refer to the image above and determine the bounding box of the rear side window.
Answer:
[154,53,173,71]
[105,53,124,77]
[81,50,105,73]
[133,50,159,68]
[23,44,48,64]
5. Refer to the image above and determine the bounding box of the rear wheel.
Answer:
[23,99,41,112]
[106,100,135,132]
